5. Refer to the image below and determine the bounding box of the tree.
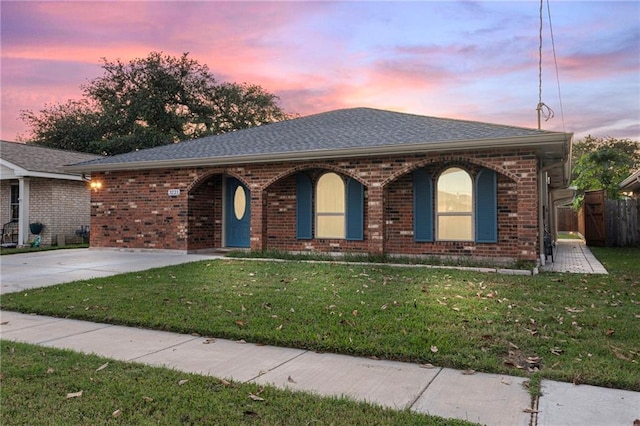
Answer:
[570,135,640,208]
[21,52,291,155]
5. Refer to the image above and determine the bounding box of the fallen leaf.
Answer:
[112,409,122,418]
[461,369,476,375]
[419,363,436,369]
[237,339,247,344]
[66,390,83,399]
[46,367,55,374]
[178,379,189,386]
[550,348,564,356]
[564,307,584,313]
[203,338,216,344]
[96,362,109,372]
[501,378,512,385]
[220,378,231,386]
[235,320,245,327]
[142,396,154,402]
[605,328,615,336]
[381,304,388,310]
[430,345,438,353]
[244,410,259,418]
[249,393,265,402]
[0,321,9,325]
[287,375,297,383]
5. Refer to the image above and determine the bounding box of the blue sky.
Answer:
[1,1,638,142]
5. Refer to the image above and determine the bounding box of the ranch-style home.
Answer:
[1,141,100,247]
[66,108,573,265]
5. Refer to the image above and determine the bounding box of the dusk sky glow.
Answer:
[1,1,639,143]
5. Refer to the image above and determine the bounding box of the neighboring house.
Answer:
[0,141,100,247]
[66,108,572,265]
[620,169,640,199]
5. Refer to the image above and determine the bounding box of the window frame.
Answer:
[436,167,474,241]
[315,172,346,239]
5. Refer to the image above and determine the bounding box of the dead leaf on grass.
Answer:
[66,390,83,399]
[235,320,245,327]
[142,396,154,402]
[46,367,55,374]
[430,345,438,353]
[249,393,265,402]
[112,409,122,418]
[95,362,109,372]
[178,379,189,386]
[220,378,231,386]
[605,328,615,336]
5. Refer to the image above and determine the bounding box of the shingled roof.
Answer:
[1,141,100,178]
[65,107,571,174]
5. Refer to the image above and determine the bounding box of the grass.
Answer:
[0,341,471,425]
[557,232,584,240]
[0,243,89,256]
[1,247,639,391]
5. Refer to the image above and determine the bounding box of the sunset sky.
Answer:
[1,1,638,143]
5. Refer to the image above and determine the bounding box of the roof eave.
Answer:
[64,133,572,173]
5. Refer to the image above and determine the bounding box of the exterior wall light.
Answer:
[90,181,103,191]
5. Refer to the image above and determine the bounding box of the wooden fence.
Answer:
[605,198,640,247]
[557,206,578,232]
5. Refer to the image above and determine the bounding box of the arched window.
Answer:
[316,172,345,238]
[437,167,473,241]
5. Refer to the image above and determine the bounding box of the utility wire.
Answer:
[546,0,566,133]
[537,0,554,129]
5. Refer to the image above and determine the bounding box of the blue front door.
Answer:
[225,177,250,248]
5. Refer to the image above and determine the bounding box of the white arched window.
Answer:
[316,172,345,238]
[437,167,473,241]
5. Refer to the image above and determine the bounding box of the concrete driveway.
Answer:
[0,249,220,295]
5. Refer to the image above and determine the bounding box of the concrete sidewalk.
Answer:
[1,311,638,426]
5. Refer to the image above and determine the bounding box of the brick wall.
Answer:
[89,148,540,261]
[1,178,91,246]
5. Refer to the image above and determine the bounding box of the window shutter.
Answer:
[346,178,364,241]
[413,169,433,242]
[475,168,497,243]
[296,173,312,239]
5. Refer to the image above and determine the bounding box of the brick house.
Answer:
[66,108,572,265]
[620,169,640,199]
[0,141,100,247]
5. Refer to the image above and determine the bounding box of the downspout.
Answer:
[537,169,548,266]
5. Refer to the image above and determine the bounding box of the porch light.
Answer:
[90,181,103,191]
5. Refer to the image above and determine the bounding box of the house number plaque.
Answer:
[168,189,181,197]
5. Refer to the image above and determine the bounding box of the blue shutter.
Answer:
[296,173,312,239]
[476,168,497,243]
[413,169,433,242]
[346,178,364,241]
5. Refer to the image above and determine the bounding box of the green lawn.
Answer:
[1,247,639,391]
[1,341,470,425]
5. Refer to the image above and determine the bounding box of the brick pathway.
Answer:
[542,239,608,274]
